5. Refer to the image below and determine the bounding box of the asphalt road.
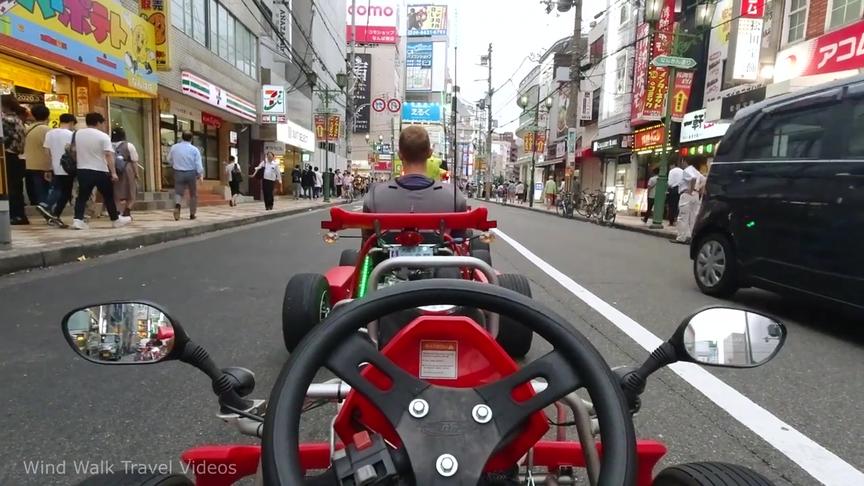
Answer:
[0,202,860,485]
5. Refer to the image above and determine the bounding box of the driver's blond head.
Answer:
[399,125,433,166]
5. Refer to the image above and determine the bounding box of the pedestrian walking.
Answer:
[110,127,138,218]
[70,112,132,230]
[291,164,302,199]
[168,130,203,220]
[2,94,28,224]
[515,180,525,204]
[225,155,242,206]
[251,152,281,210]
[301,164,314,199]
[327,167,336,198]
[22,104,52,207]
[674,155,707,244]
[643,167,659,223]
[37,113,76,227]
[666,159,684,226]
[334,169,343,198]
[343,171,354,202]
[313,166,323,199]
[544,176,557,210]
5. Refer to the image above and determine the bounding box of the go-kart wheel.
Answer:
[470,237,490,254]
[282,273,330,353]
[497,274,534,358]
[471,248,493,266]
[75,473,193,486]
[339,249,359,267]
[652,462,774,486]
[264,279,637,485]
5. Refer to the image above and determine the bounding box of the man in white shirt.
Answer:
[643,167,660,223]
[674,155,707,244]
[37,113,76,227]
[71,113,132,230]
[666,160,685,226]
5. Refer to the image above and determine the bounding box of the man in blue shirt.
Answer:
[168,131,204,220]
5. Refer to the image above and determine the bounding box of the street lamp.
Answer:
[313,71,347,202]
[517,93,553,208]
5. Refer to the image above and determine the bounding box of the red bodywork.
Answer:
[181,315,668,485]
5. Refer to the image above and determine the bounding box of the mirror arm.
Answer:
[620,341,679,412]
[179,340,254,412]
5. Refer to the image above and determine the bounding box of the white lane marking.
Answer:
[493,228,864,486]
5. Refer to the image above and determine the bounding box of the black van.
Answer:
[690,75,864,314]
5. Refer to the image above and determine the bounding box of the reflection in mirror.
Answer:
[65,303,175,364]
[683,308,784,367]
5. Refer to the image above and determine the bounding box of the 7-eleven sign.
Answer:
[670,71,694,123]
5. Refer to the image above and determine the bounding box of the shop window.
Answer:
[615,53,627,94]
[784,0,808,44]
[589,36,604,65]
[192,0,207,45]
[828,0,862,30]
[742,104,836,160]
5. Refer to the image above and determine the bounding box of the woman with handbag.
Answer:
[225,155,242,207]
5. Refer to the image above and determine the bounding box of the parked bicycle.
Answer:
[556,191,575,218]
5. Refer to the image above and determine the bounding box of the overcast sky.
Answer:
[448,0,606,132]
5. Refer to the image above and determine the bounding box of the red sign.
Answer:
[314,114,341,141]
[536,133,547,153]
[524,132,535,152]
[631,22,651,123]
[634,125,666,150]
[372,98,386,112]
[632,0,675,124]
[201,112,222,128]
[671,71,695,122]
[387,98,402,113]
[775,18,864,82]
[373,161,391,171]
[346,26,398,44]
[740,0,764,19]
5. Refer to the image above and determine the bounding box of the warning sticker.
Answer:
[419,340,458,379]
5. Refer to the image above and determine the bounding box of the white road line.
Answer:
[493,228,864,486]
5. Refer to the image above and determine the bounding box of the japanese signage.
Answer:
[407,4,447,36]
[402,102,442,123]
[523,132,535,153]
[181,71,257,122]
[1,0,158,95]
[774,18,864,83]
[262,85,286,115]
[407,42,434,91]
[346,0,397,44]
[634,125,666,151]
[720,86,766,119]
[579,91,593,121]
[630,23,651,123]
[201,112,222,128]
[139,0,170,70]
[277,119,315,152]
[314,114,341,141]
[680,109,731,143]
[351,53,371,133]
[536,133,547,154]
[731,0,764,80]
[671,71,694,122]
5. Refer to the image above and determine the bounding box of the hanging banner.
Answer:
[0,0,158,95]
[351,53,371,133]
[579,91,593,120]
[406,42,434,91]
[523,132,534,153]
[670,71,694,122]
[630,22,651,123]
[139,0,171,70]
[632,0,675,123]
[273,1,292,55]
[731,0,764,81]
[407,4,447,36]
[314,114,343,142]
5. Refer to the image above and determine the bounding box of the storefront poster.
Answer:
[181,71,257,122]
[774,18,864,82]
[139,0,170,70]
[407,4,447,37]
[351,53,371,133]
[680,109,730,143]
[406,42,433,91]
[634,125,666,151]
[1,0,158,95]
[670,71,694,122]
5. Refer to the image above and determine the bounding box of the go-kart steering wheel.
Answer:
[263,279,637,485]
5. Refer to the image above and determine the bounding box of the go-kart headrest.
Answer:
[321,207,498,232]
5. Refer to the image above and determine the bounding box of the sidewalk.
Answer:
[477,197,678,239]
[0,197,337,276]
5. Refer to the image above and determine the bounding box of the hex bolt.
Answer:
[409,398,429,418]
[436,454,458,477]
[472,403,493,424]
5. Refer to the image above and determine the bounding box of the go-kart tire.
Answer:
[652,462,773,486]
[76,473,193,486]
[469,237,490,254]
[339,248,359,267]
[496,273,534,359]
[471,249,493,266]
[282,273,331,353]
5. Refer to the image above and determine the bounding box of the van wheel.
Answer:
[652,462,773,485]
[496,274,534,359]
[339,249,359,266]
[283,273,330,352]
[76,473,193,486]
[693,233,738,298]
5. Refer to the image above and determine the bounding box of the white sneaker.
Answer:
[72,219,89,230]
[112,215,132,228]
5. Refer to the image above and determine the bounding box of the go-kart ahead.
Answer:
[282,207,535,358]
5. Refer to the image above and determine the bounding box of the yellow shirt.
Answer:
[23,123,52,171]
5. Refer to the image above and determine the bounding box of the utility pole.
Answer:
[346,0,357,161]
[452,46,458,204]
[484,42,493,201]
[563,0,583,194]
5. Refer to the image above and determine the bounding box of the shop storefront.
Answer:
[632,123,674,214]
[678,109,729,165]
[591,133,634,209]
[276,119,315,196]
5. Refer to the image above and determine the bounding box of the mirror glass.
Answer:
[64,303,176,364]
[682,308,784,367]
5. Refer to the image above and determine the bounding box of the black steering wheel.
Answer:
[263,279,637,485]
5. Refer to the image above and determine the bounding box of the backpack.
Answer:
[60,131,77,176]
[231,163,243,183]
[113,141,130,173]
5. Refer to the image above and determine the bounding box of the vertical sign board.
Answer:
[732,0,764,81]
[406,42,434,91]
[670,71,694,122]
[406,5,448,36]
[273,0,293,56]
[352,53,372,133]
[579,91,593,120]
[140,0,171,70]
[630,22,651,123]
[704,0,733,103]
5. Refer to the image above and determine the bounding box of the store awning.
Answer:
[0,61,53,93]
[100,81,155,98]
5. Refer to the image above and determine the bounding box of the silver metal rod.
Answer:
[562,394,600,486]
[306,379,548,400]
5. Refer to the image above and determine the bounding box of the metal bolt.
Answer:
[472,404,493,424]
[436,454,458,477]
[409,398,429,418]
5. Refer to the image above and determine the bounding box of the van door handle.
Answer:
[734,170,753,177]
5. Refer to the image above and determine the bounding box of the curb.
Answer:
[0,202,340,276]
[476,198,676,240]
